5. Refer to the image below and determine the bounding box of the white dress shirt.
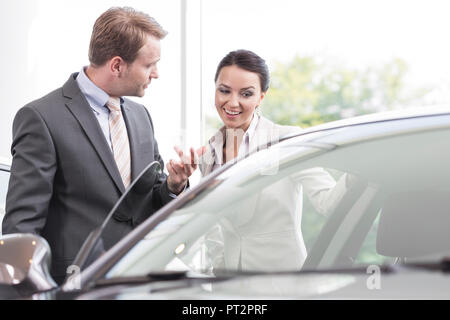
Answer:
[76,67,117,151]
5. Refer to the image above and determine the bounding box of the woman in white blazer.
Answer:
[199,50,347,272]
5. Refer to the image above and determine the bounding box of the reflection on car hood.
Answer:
[77,267,450,300]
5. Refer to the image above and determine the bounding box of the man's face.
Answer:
[119,35,161,97]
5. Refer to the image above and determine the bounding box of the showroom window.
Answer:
[200,0,450,141]
[2,0,450,183]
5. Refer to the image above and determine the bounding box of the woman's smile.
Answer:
[223,107,242,119]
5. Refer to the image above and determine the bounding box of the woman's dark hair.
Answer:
[214,49,270,92]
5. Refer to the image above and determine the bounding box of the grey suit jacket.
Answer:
[2,73,173,281]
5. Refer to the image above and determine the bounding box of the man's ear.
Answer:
[109,56,125,76]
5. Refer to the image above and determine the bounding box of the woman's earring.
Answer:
[255,106,262,116]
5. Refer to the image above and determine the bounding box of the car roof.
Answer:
[277,105,450,148]
[295,105,450,135]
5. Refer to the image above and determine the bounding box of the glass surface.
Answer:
[106,125,450,279]
[201,0,450,139]
[0,169,10,235]
[73,162,163,271]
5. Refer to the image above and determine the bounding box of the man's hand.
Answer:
[167,146,206,195]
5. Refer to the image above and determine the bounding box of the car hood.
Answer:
[76,267,450,300]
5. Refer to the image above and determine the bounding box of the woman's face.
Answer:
[215,65,266,131]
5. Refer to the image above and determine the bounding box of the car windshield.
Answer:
[71,161,164,272]
[0,168,10,235]
[103,117,450,280]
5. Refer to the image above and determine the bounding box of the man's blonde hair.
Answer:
[88,7,167,66]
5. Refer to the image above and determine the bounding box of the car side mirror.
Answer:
[0,234,57,298]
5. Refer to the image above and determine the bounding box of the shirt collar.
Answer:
[76,67,124,111]
[207,112,261,162]
[209,112,261,145]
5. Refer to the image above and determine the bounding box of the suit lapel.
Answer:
[249,116,279,153]
[121,102,141,181]
[200,127,226,176]
[200,144,218,177]
[201,117,283,177]
[62,74,126,193]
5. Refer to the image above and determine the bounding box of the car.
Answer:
[1,106,450,300]
[0,157,11,236]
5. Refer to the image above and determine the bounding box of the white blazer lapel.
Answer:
[249,116,279,153]
[200,127,225,177]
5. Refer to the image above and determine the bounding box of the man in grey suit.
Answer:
[2,7,198,284]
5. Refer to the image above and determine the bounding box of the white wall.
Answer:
[0,0,189,170]
[200,0,450,124]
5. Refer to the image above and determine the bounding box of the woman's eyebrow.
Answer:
[218,84,255,90]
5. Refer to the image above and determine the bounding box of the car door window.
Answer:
[302,128,450,270]
[354,213,395,265]
[301,168,346,252]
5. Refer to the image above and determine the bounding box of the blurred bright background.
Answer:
[2,0,450,173]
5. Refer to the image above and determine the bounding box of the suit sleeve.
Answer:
[280,124,348,216]
[2,105,57,235]
[291,168,348,216]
